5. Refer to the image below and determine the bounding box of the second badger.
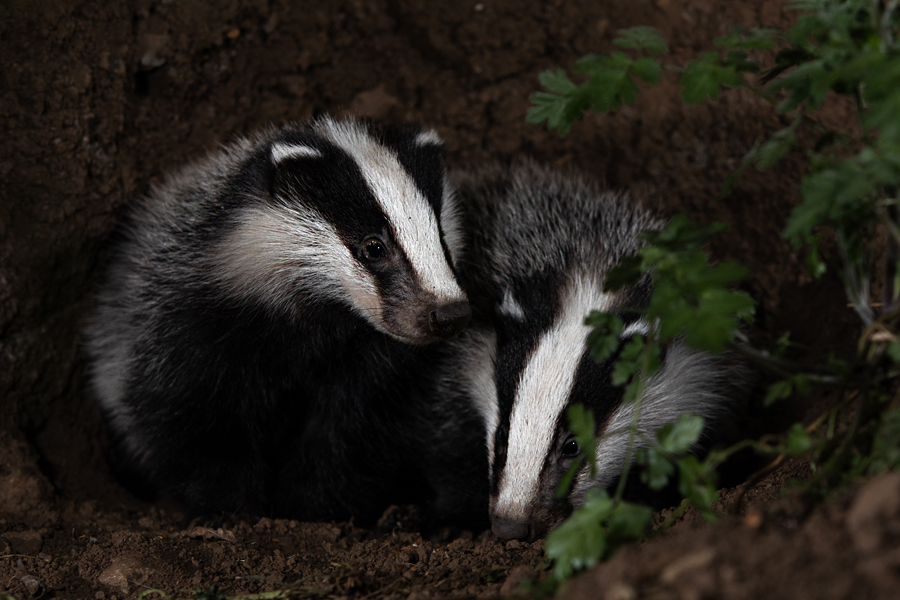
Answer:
[85,117,471,523]
[432,161,744,540]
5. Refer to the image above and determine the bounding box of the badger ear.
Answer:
[267,142,323,201]
[413,128,444,148]
[269,142,322,164]
[497,289,526,321]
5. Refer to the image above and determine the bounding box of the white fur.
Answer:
[439,179,466,269]
[216,201,384,330]
[492,278,613,522]
[415,129,443,147]
[498,289,526,321]
[621,319,651,338]
[462,329,500,461]
[317,118,465,303]
[270,142,322,163]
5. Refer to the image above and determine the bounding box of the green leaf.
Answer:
[785,423,812,456]
[765,379,794,405]
[723,50,760,73]
[612,358,637,387]
[545,489,613,579]
[546,490,651,580]
[574,53,641,111]
[631,57,663,83]
[585,312,625,362]
[527,69,591,134]
[538,67,578,94]
[677,455,719,520]
[605,501,653,544]
[612,338,644,386]
[681,52,742,104]
[887,340,900,363]
[802,233,828,279]
[613,26,669,55]
[658,413,705,454]
[636,445,675,490]
[604,254,644,292]
[756,126,796,170]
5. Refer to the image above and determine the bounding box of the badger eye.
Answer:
[561,438,580,458]
[362,238,387,261]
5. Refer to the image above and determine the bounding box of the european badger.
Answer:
[437,161,742,540]
[85,117,471,523]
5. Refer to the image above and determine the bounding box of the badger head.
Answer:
[216,117,470,345]
[483,276,732,541]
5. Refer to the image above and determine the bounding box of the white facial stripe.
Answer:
[317,118,465,302]
[570,340,730,500]
[216,203,386,332]
[498,289,526,321]
[493,278,614,521]
[415,129,443,147]
[270,142,322,163]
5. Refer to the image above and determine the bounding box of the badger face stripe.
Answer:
[216,201,383,328]
[316,118,465,303]
[492,278,614,522]
[270,143,323,163]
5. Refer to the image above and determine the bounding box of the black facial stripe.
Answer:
[569,346,627,442]
[490,326,539,495]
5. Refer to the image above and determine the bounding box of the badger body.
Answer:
[85,117,471,523]
[437,161,742,540]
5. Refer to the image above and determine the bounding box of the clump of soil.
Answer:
[2,0,895,598]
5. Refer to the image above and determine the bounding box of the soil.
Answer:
[1,0,895,599]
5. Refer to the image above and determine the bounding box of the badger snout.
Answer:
[491,515,533,541]
[381,295,471,345]
[429,300,471,338]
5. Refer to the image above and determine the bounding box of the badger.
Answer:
[433,161,744,540]
[84,116,472,524]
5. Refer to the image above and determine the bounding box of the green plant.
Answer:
[529,0,900,583]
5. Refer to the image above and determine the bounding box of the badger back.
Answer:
[451,161,739,541]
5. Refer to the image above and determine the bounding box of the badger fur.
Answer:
[85,117,471,523]
[436,161,743,540]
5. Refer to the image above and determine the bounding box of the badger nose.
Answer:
[429,300,471,338]
[491,515,531,541]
